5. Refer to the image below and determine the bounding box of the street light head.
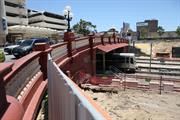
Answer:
[65,5,71,12]
[69,12,73,19]
[63,9,68,17]
[63,5,73,32]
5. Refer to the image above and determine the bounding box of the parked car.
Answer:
[0,50,5,62]
[4,40,25,54]
[12,38,49,58]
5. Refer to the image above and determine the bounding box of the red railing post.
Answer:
[113,33,116,44]
[64,32,75,57]
[0,63,24,120]
[101,35,105,45]
[89,33,94,49]
[117,37,120,43]
[108,36,111,44]
[34,43,51,79]
[89,34,96,75]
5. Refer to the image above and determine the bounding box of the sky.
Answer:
[27,0,180,32]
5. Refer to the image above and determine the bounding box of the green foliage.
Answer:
[140,28,147,39]
[72,19,96,36]
[176,26,180,36]
[157,26,165,36]
[0,50,5,62]
[145,78,151,82]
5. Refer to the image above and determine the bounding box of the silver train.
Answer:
[106,53,136,72]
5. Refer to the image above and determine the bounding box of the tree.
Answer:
[176,26,180,36]
[140,28,148,39]
[157,26,165,37]
[72,19,96,36]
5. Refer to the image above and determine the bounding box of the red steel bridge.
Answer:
[0,33,129,120]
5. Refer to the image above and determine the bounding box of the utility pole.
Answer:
[124,73,126,91]
[149,42,152,73]
[160,75,162,95]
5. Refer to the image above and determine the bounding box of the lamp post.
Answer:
[63,6,74,57]
[63,6,73,32]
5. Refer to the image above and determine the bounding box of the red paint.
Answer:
[1,95,24,120]
[101,36,104,45]
[34,43,51,79]
[108,36,111,44]
[64,32,75,57]
[23,81,47,120]
[19,72,44,110]
[4,52,41,84]
[97,43,128,53]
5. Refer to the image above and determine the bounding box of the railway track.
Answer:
[135,57,180,77]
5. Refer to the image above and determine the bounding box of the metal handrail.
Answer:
[109,65,124,79]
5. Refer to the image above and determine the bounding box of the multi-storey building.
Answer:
[120,22,131,38]
[5,0,28,26]
[1,0,28,45]
[144,19,158,32]
[28,10,67,31]
[136,19,158,38]
[0,0,67,44]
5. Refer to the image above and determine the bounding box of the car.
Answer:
[0,50,5,62]
[4,40,25,54]
[12,38,49,58]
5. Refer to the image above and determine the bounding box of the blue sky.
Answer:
[27,0,180,32]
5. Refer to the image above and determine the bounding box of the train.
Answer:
[106,53,136,72]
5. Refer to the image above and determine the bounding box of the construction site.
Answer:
[76,39,180,120]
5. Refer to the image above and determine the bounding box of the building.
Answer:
[28,10,67,31]
[144,19,158,32]
[120,22,130,37]
[4,0,28,43]
[136,19,158,38]
[0,0,67,45]
[1,0,28,46]
[5,0,28,26]
[122,22,130,33]
[0,0,7,46]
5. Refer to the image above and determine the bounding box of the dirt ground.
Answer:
[85,89,180,120]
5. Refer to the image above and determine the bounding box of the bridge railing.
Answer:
[51,42,68,61]
[0,33,128,119]
[48,56,110,120]
[0,49,48,120]
[4,52,41,98]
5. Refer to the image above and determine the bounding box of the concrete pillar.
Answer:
[0,0,8,46]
